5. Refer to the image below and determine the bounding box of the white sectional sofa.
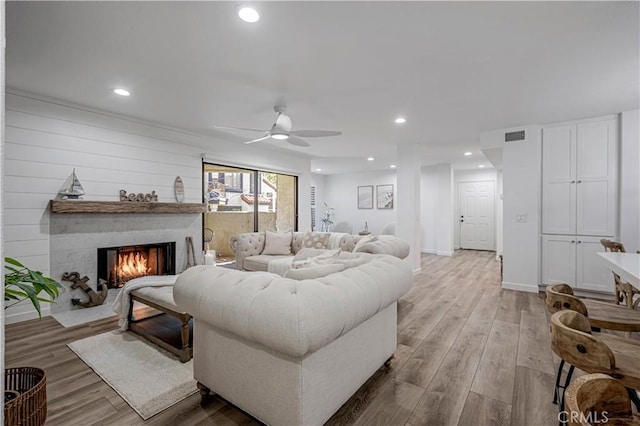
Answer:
[230,231,410,272]
[173,252,413,426]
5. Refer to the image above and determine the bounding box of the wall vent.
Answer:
[505,130,525,142]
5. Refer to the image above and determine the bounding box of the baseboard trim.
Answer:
[437,251,453,257]
[502,281,539,293]
[4,307,51,324]
[420,249,436,254]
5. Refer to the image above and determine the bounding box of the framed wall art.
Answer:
[357,185,374,209]
[377,184,394,209]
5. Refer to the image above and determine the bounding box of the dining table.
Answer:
[598,252,640,287]
[598,252,640,309]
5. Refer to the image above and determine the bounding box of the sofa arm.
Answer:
[230,232,265,270]
[354,235,410,259]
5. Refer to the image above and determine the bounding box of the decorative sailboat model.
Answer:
[57,168,85,200]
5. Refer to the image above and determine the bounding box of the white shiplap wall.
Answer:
[3,92,312,323]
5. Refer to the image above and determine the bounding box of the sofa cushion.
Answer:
[302,232,331,249]
[353,235,379,252]
[284,263,346,280]
[262,230,292,255]
[244,255,291,272]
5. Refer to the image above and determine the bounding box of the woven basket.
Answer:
[4,367,47,426]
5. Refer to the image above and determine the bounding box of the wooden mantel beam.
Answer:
[49,200,206,214]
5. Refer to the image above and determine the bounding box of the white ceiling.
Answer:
[6,2,639,174]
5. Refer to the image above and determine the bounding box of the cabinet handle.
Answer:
[577,180,582,183]
[577,240,582,244]
[571,240,575,243]
[571,180,576,184]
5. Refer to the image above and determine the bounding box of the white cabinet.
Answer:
[542,235,613,292]
[542,117,617,236]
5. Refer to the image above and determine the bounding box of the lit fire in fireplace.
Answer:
[116,251,151,282]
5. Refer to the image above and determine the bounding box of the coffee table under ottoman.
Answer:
[127,286,192,362]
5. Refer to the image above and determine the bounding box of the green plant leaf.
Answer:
[5,257,25,268]
[13,282,42,317]
[4,288,28,301]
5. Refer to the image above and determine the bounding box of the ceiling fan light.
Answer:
[238,7,260,23]
[271,133,289,140]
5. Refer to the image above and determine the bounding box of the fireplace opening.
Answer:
[97,242,176,288]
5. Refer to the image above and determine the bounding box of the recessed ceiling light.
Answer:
[478,164,485,168]
[114,88,130,96]
[315,168,322,172]
[367,157,374,161]
[464,152,472,156]
[394,117,406,124]
[390,164,397,168]
[271,134,289,140]
[238,6,260,23]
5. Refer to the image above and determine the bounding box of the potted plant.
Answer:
[4,257,62,425]
[4,257,61,318]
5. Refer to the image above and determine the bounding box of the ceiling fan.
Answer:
[213,105,342,147]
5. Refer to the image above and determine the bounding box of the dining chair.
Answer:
[549,310,640,421]
[600,239,639,309]
[565,373,640,426]
[545,284,640,408]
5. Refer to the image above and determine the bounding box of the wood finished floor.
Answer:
[5,251,566,425]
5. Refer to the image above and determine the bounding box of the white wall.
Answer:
[420,167,437,253]
[453,168,498,250]
[483,125,542,293]
[620,109,640,252]
[397,144,422,271]
[496,170,504,256]
[435,164,454,256]
[3,92,311,322]
[310,173,327,231]
[324,170,397,235]
[420,164,454,256]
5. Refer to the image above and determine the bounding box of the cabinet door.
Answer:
[542,125,577,234]
[576,237,614,293]
[576,119,617,236]
[542,235,576,286]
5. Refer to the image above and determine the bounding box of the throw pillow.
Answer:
[293,248,336,261]
[301,232,331,250]
[284,263,346,280]
[262,230,292,255]
[353,235,379,252]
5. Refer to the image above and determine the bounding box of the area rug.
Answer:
[68,331,197,419]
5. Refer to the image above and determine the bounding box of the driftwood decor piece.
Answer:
[49,200,206,214]
[62,272,108,308]
[174,177,185,203]
[120,190,158,202]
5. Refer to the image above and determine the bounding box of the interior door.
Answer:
[459,181,495,250]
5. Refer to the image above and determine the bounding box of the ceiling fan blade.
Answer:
[289,130,342,137]
[244,135,271,145]
[286,135,311,147]
[212,125,268,133]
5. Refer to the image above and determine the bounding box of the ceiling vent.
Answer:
[505,130,525,142]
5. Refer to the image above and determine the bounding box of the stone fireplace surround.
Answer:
[50,213,202,314]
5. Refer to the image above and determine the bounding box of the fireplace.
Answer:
[97,242,176,288]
